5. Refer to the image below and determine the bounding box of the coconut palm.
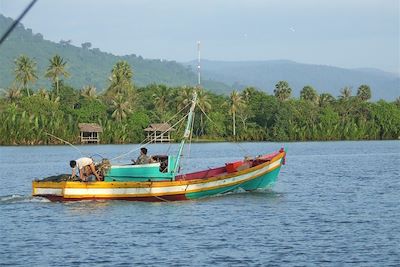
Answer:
[176,86,193,111]
[228,90,245,138]
[395,97,400,108]
[319,93,335,107]
[45,55,70,95]
[36,88,49,99]
[4,86,22,102]
[357,84,372,101]
[242,87,257,102]
[152,85,171,114]
[110,94,132,122]
[339,86,352,100]
[106,61,134,97]
[300,85,319,104]
[14,55,38,97]
[274,81,292,101]
[196,89,212,135]
[81,85,97,100]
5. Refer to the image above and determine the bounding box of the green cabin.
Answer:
[104,156,177,182]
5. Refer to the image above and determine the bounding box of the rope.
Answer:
[110,113,189,161]
[0,0,38,46]
[197,103,252,156]
[109,102,191,161]
[144,183,171,202]
[44,132,85,156]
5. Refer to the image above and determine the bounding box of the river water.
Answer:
[0,141,399,266]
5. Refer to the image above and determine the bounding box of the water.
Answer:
[0,141,399,266]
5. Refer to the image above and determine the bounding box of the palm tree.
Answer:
[36,88,49,99]
[228,90,245,138]
[4,86,22,102]
[45,55,70,95]
[106,61,134,97]
[319,93,335,107]
[395,97,400,108]
[300,85,319,104]
[81,85,97,100]
[196,89,212,135]
[357,84,372,101]
[176,86,193,111]
[14,55,37,97]
[274,81,292,101]
[153,85,171,114]
[110,94,132,122]
[339,86,352,100]
[242,87,257,102]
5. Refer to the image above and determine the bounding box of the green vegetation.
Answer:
[0,55,399,145]
[0,14,230,94]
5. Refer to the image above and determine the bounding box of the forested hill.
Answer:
[184,60,400,100]
[0,14,230,92]
[1,14,398,99]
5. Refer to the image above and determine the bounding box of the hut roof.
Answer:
[78,123,103,133]
[144,123,175,132]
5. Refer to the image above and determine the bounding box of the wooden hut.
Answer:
[144,123,175,143]
[78,123,102,144]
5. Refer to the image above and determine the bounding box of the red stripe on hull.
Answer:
[38,194,188,202]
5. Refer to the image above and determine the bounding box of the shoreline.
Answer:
[0,139,398,147]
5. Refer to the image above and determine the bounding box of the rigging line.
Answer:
[197,103,252,155]
[166,110,188,154]
[234,141,252,156]
[164,103,192,154]
[109,103,191,161]
[188,109,195,158]
[0,0,38,46]
[110,113,189,161]
[44,132,84,156]
[142,184,171,202]
[166,102,192,124]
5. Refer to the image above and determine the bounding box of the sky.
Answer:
[0,0,399,74]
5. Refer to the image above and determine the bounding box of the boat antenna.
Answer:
[197,41,201,88]
[0,0,38,47]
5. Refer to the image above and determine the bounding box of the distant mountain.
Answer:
[1,14,398,100]
[184,60,400,100]
[0,14,230,92]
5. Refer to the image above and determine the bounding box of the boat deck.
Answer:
[175,151,278,181]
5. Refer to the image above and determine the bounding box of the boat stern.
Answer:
[32,180,65,198]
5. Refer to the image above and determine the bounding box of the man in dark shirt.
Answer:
[132,147,151,165]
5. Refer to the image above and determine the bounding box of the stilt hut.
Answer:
[144,123,175,143]
[78,123,102,144]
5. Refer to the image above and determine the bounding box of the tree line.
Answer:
[0,54,399,145]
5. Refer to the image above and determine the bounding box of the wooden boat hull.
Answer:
[32,151,285,202]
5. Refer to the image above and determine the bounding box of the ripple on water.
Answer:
[1,141,400,266]
[0,194,51,204]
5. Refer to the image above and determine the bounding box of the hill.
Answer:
[184,60,400,100]
[0,14,230,92]
[1,14,398,99]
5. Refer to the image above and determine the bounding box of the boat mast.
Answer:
[173,92,197,177]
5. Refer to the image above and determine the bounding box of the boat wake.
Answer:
[0,194,51,204]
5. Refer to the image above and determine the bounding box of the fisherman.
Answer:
[70,157,102,181]
[132,147,152,165]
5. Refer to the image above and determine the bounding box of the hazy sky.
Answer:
[0,0,399,73]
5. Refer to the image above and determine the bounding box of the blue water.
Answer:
[0,141,399,266]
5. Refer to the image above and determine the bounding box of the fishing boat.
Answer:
[32,93,286,202]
